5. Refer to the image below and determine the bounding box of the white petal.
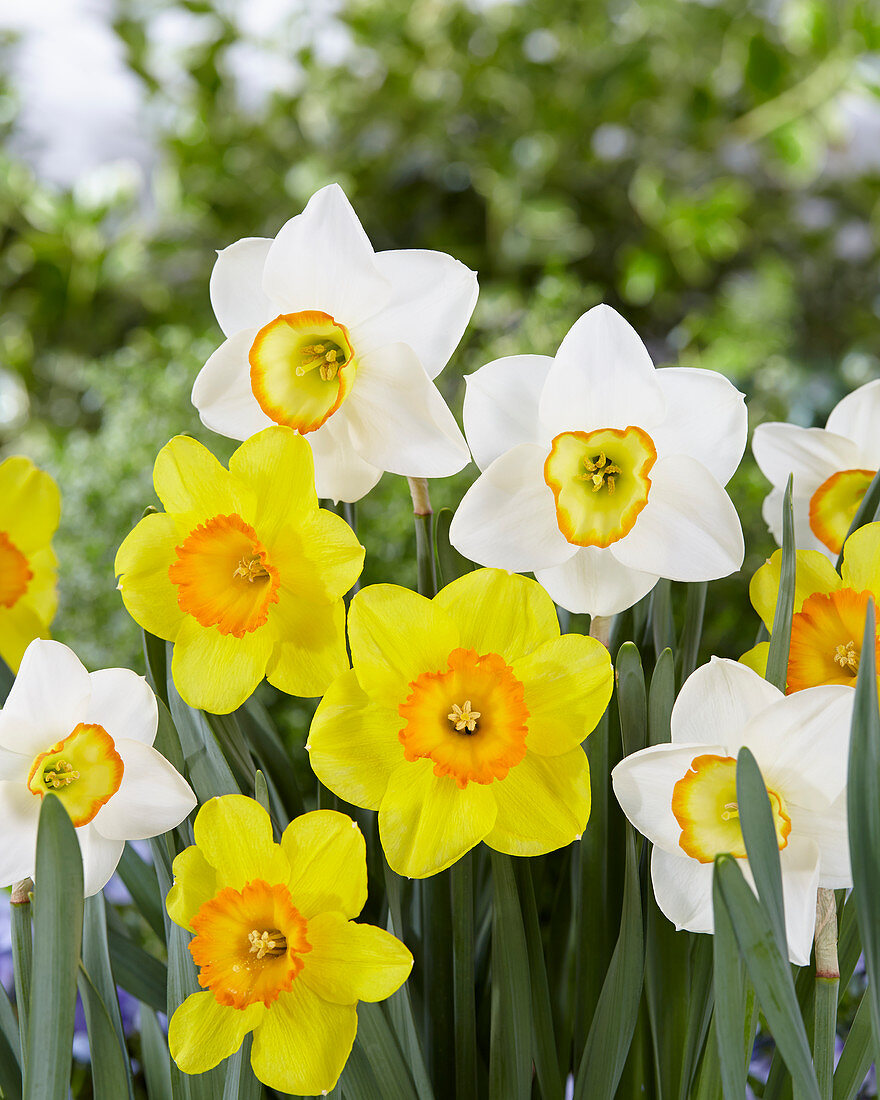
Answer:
[741,685,855,807]
[192,329,275,442]
[92,740,195,841]
[538,304,665,436]
[78,825,125,897]
[261,183,390,327]
[760,487,831,557]
[610,455,743,582]
[534,546,658,617]
[825,379,880,467]
[671,657,782,748]
[463,355,553,471]
[789,793,850,890]
[1,640,91,753]
[0,781,39,886]
[87,669,158,746]
[353,248,478,378]
[0,748,28,781]
[306,419,382,504]
[651,367,747,486]
[210,237,275,338]
[612,742,728,855]
[777,837,821,966]
[341,343,470,478]
[752,423,863,493]
[651,847,714,934]
[449,444,576,572]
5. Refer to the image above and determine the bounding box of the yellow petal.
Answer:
[0,456,60,554]
[301,912,413,1004]
[193,794,289,889]
[840,522,880,595]
[115,512,187,642]
[249,981,357,1096]
[265,596,349,699]
[153,435,253,518]
[20,546,58,623]
[0,601,50,673]
[275,508,365,602]
[749,548,840,632]
[227,426,318,543]
[166,844,218,930]
[170,617,273,714]
[739,641,769,678]
[378,760,497,878]
[434,568,560,662]
[307,670,403,810]
[169,991,264,1075]
[347,584,459,707]
[486,748,590,856]
[511,633,613,756]
[281,809,367,919]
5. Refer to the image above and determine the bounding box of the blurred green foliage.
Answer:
[2,0,880,670]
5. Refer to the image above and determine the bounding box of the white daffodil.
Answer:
[753,378,880,561]
[0,639,196,896]
[611,658,854,965]
[191,183,477,502]
[449,304,746,617]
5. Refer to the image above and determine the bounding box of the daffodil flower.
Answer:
[612,658,854,965]
[166,795,412,1095]
[115,426,364,714]
[740,521,880,691]
[0,639,195,896]
[307,568,613,878]
[0,456,60,672]
[449,304,746,616]
[753,378,880,559]
[191,183,476,502]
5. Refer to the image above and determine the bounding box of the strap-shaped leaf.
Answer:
[765,475,795,693]
[77,963,132,1099]
[140,1006,173,1100]
[832,989,873,1100]
[349,1003,420,1100]
[117,842,166,942]
[651,578,675,657]
[677,581,707,685]
[616,642,647,757]
[712,868,751,1100]
[107,924,168,1014]
[736,747,787,958]
[489,850,532,1100]
[434,507,474,587]
[648,647,675,746]
[0,655,13,705]
[221,1034,261,1100]
[81,894,133,1096]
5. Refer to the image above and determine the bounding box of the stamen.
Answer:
[834,640,859,672]
[43,760,80,789]
[447,700,481,733]
[247,929,287,959]
[720,801,738,822]
[233,557,270,583]
[577,452,622,493]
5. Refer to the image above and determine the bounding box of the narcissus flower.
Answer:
[0,639,195,896]
[449,305,745,616]
[115,426,364,713]
[191,183,476,502]
[612,658,854,965]
[740,522,880,691]
[307,568,613,878]
[166,795,412,1094]
[0,456,60,672]
[753,378,880,559]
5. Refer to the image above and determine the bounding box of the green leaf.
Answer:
[677,581,707,685]
[713,855,819,1100]
[81,894,134,1096]
[434,507,473,587]
[0,1014,22,1100]
[712,867,751,1099]
[205,710,258,792]
[0,655,13,705]
[735,747,787,959]
[420,872,455,1096]
[107,925,168,1014]
[24,794,84,1100]
[239,696,305,820]
[140,1006,173,1100]
[143,629,169,706]
[616,642,647,757]
[10,895,32,1068]
[764,475,795,693]
[413,509,437,597]
[845,598,880,1071]
[352,1003,419,1100]
[489,850,532,1100]
[153,696,186,778]
[650,578,675,658]
[648,647,675,746]
[573,825,644,1100]
[254,769,270,813]
[451,853,478,1100]
[117,842,166,942]
[221,1035,262,1100]
[832,989,873,1100]
[836,467,880,569]
[77,962,133,1099]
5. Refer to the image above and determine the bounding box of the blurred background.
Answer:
[2,0,880,669]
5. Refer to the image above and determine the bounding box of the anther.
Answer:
[834,640,859,672]
[720,801,738,822]
[248,929,287,959]
[43,760,80,789]
[448,700,481,733]
[233,557,269,583]
[577,453,621,493]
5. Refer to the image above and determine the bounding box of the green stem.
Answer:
[10,879,32,1067]
[451,853,478,1100]
[813,887,839,1100]
[422,873,455,1097]
[408,477,437,597]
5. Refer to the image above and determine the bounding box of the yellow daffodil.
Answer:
[166,795,412,1095]
[740,521,880,692]
[307,568,614,878]
[115,426,364,713]
[0,456,60,672]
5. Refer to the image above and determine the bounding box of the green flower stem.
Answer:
[407,477,437,597]
[813,887,839,1100]
[421,873,455,1097]
[10,878,32,1068]
[451,852,478,1100]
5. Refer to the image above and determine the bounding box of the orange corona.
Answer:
[26,723,124,827]
[0,531,32,609]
